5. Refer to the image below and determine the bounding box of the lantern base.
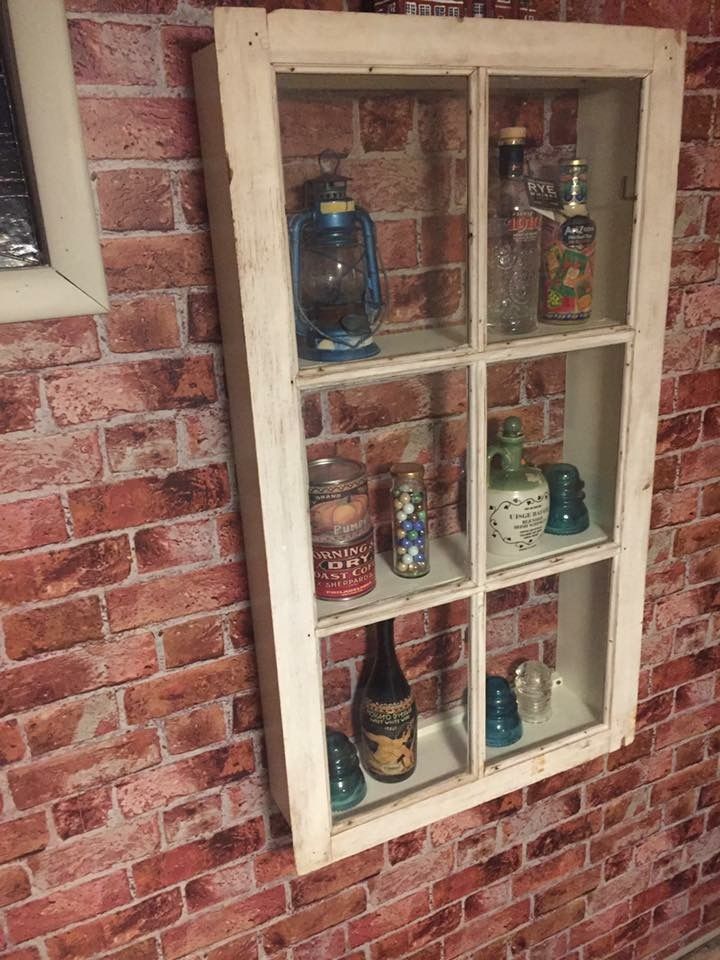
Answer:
[299,335,380,363]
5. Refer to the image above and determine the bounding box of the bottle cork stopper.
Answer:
[499,126,527,143]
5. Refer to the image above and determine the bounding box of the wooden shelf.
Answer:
[333,708,468,826]
[486,681,603,768]
[297,326,470,388]
[317,532,472,634]
[486,522,612,579]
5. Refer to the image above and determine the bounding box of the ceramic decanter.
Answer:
[487,416,550,557]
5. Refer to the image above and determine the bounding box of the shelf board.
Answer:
[333,708,469,826]
[316,532,472,635]
[485,681,603,769]
[485,318,633,362]
[486,522,611,580]
[297,326,471,388]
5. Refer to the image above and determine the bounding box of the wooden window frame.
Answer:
[0,0,108,324]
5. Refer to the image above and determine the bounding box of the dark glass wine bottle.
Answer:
[360,619,417,783]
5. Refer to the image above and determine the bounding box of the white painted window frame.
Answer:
[0,0,108,324]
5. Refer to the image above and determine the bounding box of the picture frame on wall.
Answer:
[0,0,108,324]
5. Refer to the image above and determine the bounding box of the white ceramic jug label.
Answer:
[488,492,549,554]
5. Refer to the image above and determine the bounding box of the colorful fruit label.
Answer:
[361,694,417,779]
[542,215,596,322]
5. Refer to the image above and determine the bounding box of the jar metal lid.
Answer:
[308,457,366,485]
[391,462,425,477]
[499,125,526,144]
[562,158,588,168]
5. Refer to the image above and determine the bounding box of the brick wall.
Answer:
[0,1,718,959]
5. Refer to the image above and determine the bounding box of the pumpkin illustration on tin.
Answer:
[310,492,370,542]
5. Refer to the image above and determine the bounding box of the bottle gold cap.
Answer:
[499,126,527,144]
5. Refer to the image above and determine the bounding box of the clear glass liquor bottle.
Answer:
[487,127,541,336]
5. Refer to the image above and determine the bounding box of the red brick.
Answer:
[680,445,720,484]
[4,595,103,660]
[387,268,462,324]
[501,793,581,845]
[0,865,31,907]
[184,409,231,460]
[675,517,720,555]
[527,811,602,860]
[0,813,48,865]
[188,290,220,343]
[103,233,213,292]
[0,430,102,494]
[0,316,99,372]
[178,169,207,225]
[280,97,353,158]
[549,92,577,145]
[358,94,413,151]
[291,847,383,908]
[536,866,601,916]
[683,284,720,327]
[0,375,39,434]
[652,647,720,691]
[102,941,159,960]
[430,792,523,846]
[340,155,451,215]
[445,900,531,959]
[98,170,174,232]
[23,691,118,757]
[651,487,698,528]
[162,616,224,669]
[81,97,198,160]
[46,889,183,960]
[29,819,160,891]
[163,795,223,845]
[678,144,720,190]
[8,729,160,809]
[264,887,367,954]
[105,419,178,473]
[117,741,254,817]
[418,93,466,152]
[651,758,718,806]
[670,242,717,286]
[185,859,255,913]
[105,295,179,351]
[52,787,113,839]
[656,412,702,453]
[254,845,295,887]
[107,562,246,631]
[233,690,262,734]
[7,872,130,942]
[70,20,157,85]
[513,899,587,953]
[655,586,720,630]
[77,467,227,539]
[707,196,720,238]
[0,633,155,719]
[0,536,130,609]
[133,817,264,897]
[217,513,243,557]
[434,848,521,908]
[206,937,257,960]
[125,654,255,722]
[0,719,24,764]
[162,24,213,87]
[374,220,418,270]
[420,214,466,266]
[367,848,450,906]
[677,370,720,412]
[371,904,462,960]
[134,518,214,572]
[47,357,215,427]
[328,369,466,433]
[652,456,678,495]
[163,886,285,959]
[0,496,67,555]
[689,548,720,583]
[293,928,345,960]
[165,703,226,754]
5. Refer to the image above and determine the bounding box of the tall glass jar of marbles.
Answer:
[391,463,429,578]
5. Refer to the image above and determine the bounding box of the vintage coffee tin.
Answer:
[308,457,376,600]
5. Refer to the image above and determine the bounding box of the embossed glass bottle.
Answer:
[487,127,541,336]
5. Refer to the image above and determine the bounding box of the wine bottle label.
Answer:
[361,694,417,779]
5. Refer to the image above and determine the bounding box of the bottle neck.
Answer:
[502,438,524,472]
[375,620,399,671]
[499,143,525,181]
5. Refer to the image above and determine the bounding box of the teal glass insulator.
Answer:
[542,462,590,535]
[326,729,367,812]
[485,675,522,748]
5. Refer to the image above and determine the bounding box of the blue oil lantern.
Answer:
[289,151,384,363]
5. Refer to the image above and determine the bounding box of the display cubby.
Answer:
[194,9,684,873]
